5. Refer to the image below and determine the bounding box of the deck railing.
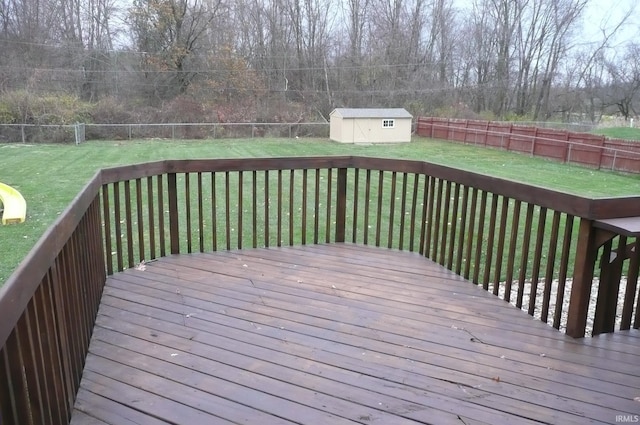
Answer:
[1,156,639,425]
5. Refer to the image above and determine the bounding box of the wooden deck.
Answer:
[70,244,640,425]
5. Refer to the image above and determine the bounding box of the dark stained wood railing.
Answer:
[1,156,639,424]
[0,175,105,425]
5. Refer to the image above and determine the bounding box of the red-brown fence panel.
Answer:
[485,122,512,148]
[509,126,537,154]
[417,117,640,174]
[532,128,569,161]
[601,139,640,172]
[567,133,604,168]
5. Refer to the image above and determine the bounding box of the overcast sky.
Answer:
[582,0,639,46]
[454,0,639,47]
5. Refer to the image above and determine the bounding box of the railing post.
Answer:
[566,218,599,337]
[168,172,180,254]
[335,168,348,243]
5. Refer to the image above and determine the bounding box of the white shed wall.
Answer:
[329,108,412,144]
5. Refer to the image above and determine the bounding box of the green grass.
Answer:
[1,136,639,285]
[592,126,640,141]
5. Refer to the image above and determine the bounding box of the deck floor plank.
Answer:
[72,244,640,425]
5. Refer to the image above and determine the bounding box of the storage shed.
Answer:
[329,108,413,144]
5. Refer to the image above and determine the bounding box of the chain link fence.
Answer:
[0,122,330,144]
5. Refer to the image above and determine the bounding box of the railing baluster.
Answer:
[553,215,574,329]
[541,211,562,323]
[113,182,123,271]
[516,204,535,308]
[482,194,499,290]
[211,172,218,251]
[264,170,270,248]
[503,199,521,301]
[622,238,640,329]
[423,176,435,257]
[101,185,113,275]
[388,171,397,249]
[455,185,469,275]
[17,308,45,425]
[375,170,384,247]
[315,169,321,244]
[3,332,29,425]
[0,347,17,425]
[224,171,231,251]
[185,173,193,253]
[35,281,67,424]
[325,168,333,244]
[302,169,308,245]
[398,172,408,250]
[528,207,547,316]
[68,231,89,354]
[49,261,75,408]
[238,171,243,250]
[431,178,443,261]
[634,241,640,329]
[277,170,282,247]
[438,180,451,266]
[252,170,257,249]
[493,196,510,296]
[198,172,205,252]
[447,183,460,269]
[147,177,156,260]
[30,290,54,424]
[289,169,295,246]
[418,175,429,256]
[409,174,419,252]
[168,172,179,254]
[136,178,145,261]
[472,191,487,285]
[124,180,134,267]
[157,175,166,257]
[351,169,360,244]
[463,188,478,280]
[363,169,371,245]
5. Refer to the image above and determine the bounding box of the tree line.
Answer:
[0,0,637,125]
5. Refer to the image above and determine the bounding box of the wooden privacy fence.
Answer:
[417,117,640,173]
[1,156,640,424]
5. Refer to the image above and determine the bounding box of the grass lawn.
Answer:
[592,126,640,141]
[1,136,639,285]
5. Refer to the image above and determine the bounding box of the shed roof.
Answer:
[330,108,413,119]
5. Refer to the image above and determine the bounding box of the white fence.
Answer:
[0,122,329,144]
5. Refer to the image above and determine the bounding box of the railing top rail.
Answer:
[100,156,640,219]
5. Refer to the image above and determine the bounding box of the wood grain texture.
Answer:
[69,244,640,425]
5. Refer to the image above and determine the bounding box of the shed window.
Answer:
[382,119,395,128]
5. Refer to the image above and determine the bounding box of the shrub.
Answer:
[0,91,91,124]
[91,97,135,124]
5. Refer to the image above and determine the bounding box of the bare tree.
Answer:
[602,43,640,120]
[531,0,587,120]
[128,0,224,100]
